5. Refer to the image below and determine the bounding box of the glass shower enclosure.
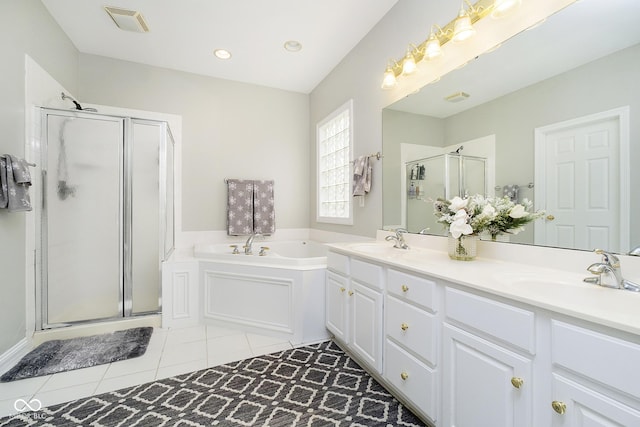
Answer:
[406,153,486,234]
[37,109,174,329]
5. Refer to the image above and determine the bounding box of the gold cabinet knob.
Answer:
[401,323,409,331]
[401,285,409,292]
[546,214,555,221]
[400,372,409,380]
[348,291,354,296]
[511,377,524,389]
[340,287,346,293]
[551,401,566,415]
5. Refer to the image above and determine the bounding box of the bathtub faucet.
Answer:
[244,233,263,255]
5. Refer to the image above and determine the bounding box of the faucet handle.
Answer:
[595,249,620,267]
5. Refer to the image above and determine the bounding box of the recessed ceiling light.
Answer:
[214,49,232,60]
[284,40,302,52]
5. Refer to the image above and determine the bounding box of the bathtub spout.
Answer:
[244,233,263,255]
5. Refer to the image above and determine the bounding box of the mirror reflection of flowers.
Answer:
[433,195,545,239]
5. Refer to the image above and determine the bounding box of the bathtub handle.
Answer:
[348,291,354,296]
[229,245,240,255]
[259,246,270,256]
[340,287,346,293]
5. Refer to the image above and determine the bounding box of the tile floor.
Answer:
[0,325,296,419]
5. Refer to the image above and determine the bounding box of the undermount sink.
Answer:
[493,270,588,289]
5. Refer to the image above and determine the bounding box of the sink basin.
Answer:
[348,243,399,255]
[492,270,588,289]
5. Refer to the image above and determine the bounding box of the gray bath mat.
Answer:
[0,327,153,382]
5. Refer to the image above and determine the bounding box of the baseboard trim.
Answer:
[0,338,31,375]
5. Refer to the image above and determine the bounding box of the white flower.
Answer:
[480,203,496,219]
[449,196,468,212]
[509,204,527,218]
[450,219,473,238]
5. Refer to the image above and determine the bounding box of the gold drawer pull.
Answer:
[401,285,409,292]
[401,323,409,331]
[511,377,524,389]
[348,291,354,296]
[400,372,409,380]
[551,401,566,415]
[340,287,346,293]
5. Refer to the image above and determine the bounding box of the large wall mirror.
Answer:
[382,0,640,254]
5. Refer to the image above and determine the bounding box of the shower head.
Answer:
[451,145,463,154]
[61,92,98,112]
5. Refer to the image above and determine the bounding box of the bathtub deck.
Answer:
[0,325,298,418]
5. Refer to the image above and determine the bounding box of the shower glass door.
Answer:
[42,112,124,326]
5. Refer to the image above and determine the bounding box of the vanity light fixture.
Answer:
[424,27,444,60]
[402,46,418,75]
[491,0,522,18]
[452,2,477,42]
[381,0,518,90]
[214,49,232,60]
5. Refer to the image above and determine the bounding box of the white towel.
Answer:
[352,156,371,196]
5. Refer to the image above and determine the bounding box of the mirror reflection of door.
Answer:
[534,108,630,252]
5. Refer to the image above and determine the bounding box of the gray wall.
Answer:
[309,0,457,237]
[78,55,310,232]
[0,0,78,354]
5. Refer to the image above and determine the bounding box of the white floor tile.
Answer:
[206,325,246,339]
[159,340,207,367]
[246,333,290,350]
[165,325,206,345]
[251,342,293,357]
[207,348,254,368]
[0,375,50,401]
[33,382,99,410]
[155,359,207,381]
[207,334,251,356]
[94,370,156,395]
[104,352,161,379]
[0,394,34,419]
[39,364,109,393]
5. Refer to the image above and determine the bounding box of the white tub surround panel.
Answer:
[326,236,640,427]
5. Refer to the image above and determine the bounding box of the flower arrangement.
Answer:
[433,195,545,239]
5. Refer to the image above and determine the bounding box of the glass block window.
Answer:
[317,100,353,224]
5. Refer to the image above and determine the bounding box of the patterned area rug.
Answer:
[1,327,153,383]
[1,340,426,426]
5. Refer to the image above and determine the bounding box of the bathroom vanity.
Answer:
[325,236,640,427]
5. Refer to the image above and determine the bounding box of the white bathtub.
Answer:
[193,240,328,268]
[163,240,329,345]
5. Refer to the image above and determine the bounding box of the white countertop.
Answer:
[326,238,640,337]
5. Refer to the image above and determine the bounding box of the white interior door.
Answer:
[534,108,629,252]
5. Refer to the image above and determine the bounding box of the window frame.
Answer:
[316,99,354,225]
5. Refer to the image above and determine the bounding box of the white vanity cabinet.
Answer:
[442,287,535,427]
[548,320,640,427]
[384,268,439,424]
[325,252,384,373]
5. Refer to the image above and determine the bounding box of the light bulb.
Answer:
[491,0,521,18]
[402,49,417,75]
[424,31,443,60]
[452,7,476,42]
[381,67,397,90]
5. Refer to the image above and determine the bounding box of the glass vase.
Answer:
[448,234,477,261]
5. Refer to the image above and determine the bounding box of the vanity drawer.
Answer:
[384,339,437,423]
[327,251,349,276]
[386,295,437,365]
[552,320,640,398]
[387,269,436,311]
[350,258,383,290]
[445,287,535,354]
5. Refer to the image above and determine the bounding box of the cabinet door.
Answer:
[350,280,383,373]
[551,375,640,427]
[326,272,349,343]
[443,324,533,427]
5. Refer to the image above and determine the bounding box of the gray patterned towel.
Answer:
[227,179,254,235]
[352,155,371,196]
[0,154,32,212]
[253,180,275,234]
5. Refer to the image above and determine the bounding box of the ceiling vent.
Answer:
[444,91,470,103]
[104,6,150,33]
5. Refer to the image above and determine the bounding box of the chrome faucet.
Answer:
[244,233,263,255]
[385,228,409,249]
[585,249,640,292]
